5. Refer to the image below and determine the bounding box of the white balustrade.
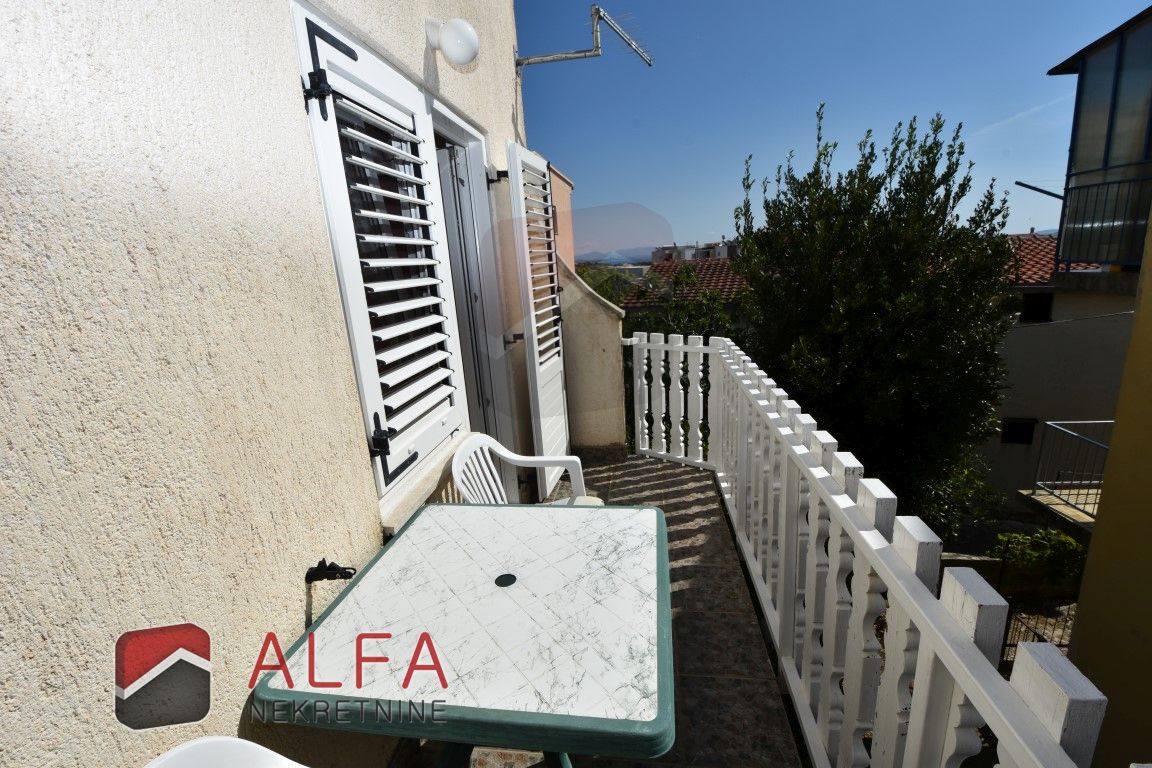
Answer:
[626,332,1107,768]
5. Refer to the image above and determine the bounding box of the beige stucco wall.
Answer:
[984,290,1135,492]
[0,1,522,766]
[550,167,576,273]
[1071,260,1151,768]
[558,262,627,449]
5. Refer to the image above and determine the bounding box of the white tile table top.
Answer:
[268,504,663,722]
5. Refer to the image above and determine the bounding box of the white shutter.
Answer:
[508,142,571,498]
[294,7,468,497]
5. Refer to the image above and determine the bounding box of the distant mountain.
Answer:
[576,246,653,265]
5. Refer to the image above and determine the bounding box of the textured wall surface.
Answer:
[558,262,627,449]
[0,1,520,765]
[1071,261,1150,768]
[550,168,576,272]
[984,291,1134,492]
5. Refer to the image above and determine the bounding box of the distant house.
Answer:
[985,232,1134,497]
[650,240,737,263]
[1049,6,1152,270]
[621,259,747,310]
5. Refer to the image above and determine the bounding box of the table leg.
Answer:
[436,742,474,768]
[543,753,573,768]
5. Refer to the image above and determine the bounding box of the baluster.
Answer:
[839,528,888,768]
[819,502,853,756]
[778,437,806,661]
[769,387,790,589]
[817,452,864,757]
[706,337,725,467]
[1000,643,1105,768]
[801,468,833,711]
[792,415,817,659]
[747,399,766,552]
[760,412,779,587]
[800,426,837,710]
[668,334,685,458]
[771,423,795,619]
[650,333,666,455]
[686,334,704,462]
[632,333,649,451]
[736,375,755,535]
[903,568,1008,768]
[871,516,941,768]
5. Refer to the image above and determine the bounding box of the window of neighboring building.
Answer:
[1001,418,1038,445]
[1109,19,1152,167]
[1019,291,1055,323]
[1073,40,1119,174]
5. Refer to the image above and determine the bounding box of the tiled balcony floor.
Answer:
[420,456,804,768]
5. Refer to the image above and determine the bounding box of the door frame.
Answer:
[430,100,518,496]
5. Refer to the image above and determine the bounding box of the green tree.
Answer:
[576,264,635,307]
[733,108,1017,542]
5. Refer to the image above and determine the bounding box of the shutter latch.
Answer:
[368,414,397,458]
[302,69,333,116]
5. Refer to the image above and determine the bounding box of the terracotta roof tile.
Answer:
[1008,233,1098,285]
[622,259,747,309]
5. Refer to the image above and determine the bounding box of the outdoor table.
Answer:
[253,502,674,766]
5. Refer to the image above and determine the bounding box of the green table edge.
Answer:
[251,502,675,758]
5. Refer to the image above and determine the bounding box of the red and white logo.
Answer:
[115,623,211,729]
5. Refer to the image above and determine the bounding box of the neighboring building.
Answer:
[1069,231,1151,768]
[1,3,616,765]
[1049,7,1152,270]
[1047,11,1152,764]
[621,258,748,310]
[985,233,1134,500]
[650,239,737,264]
[550,165,576,272]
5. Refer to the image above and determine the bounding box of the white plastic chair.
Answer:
[452,433,601,505]
[144,737,308,767]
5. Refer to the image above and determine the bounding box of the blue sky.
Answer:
[514,0,1147,257]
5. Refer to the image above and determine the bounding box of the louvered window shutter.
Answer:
[508,142,571,498]
[296,9,468,497]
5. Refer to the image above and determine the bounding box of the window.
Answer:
[293,6,468,498]
[1019,291,1054,323]
[1109,19,1152,166]
[1001,418,1038,445]
[1073,41,1118,174]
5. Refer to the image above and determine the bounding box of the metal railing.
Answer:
[1034,421,1113,517]
[1058,176,1152,267]
[629,332,1107,768]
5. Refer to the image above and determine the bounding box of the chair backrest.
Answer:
[145,737,308,767]
[452,433,510,504]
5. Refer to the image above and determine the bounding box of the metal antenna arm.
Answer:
[516,5,653,68]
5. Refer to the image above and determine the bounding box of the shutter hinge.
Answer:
[302,18,357,122]
[302,69,334,117]
[486,169,509,187]
[369,413,419,484]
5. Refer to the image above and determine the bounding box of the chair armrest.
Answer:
[484,442,587,497]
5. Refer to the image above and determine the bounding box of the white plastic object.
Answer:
[452,433,587,504]
[144,737,308,767]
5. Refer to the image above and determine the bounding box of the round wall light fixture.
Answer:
[425,18,480,67]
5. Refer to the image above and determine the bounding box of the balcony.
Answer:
[593,334,1103,768]
[1029,420,1112,523]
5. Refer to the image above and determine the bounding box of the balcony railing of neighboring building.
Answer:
[626,332,1106,768]
[1034,420,1114,517]
[1058,174,1152,269]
